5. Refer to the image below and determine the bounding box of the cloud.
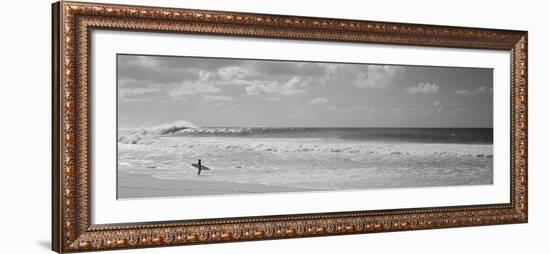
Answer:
[325,105,376,113]
[455,86,491,96]
[325,105,339,112]
[406,83,439,94]
[167,70,231,99]
[283,76,311,90]
[288,109,304,118]
[254,62,327,78]
[118,87,163,101]
[353,65,405,88]
[118,79,153,89]
[217,66,255,80]
[317,64,405,88]
[168,80,221,99]
[118,77,221,101]
[118,55,202,84]
[308,97,329,105]
[202,95,234,105]
[267,97,282,102]
[117,55,413,105]
[245,77,309,96]
[127,55,158,69]
[432,101,443,112]
[245,81,281,95]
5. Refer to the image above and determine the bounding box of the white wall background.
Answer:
[0,0,547,253]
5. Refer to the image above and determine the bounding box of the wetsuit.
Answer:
[197,159,202,175]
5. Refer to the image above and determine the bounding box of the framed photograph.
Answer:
[52,1,528,252]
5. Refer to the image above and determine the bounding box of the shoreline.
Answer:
[118,171,321,199]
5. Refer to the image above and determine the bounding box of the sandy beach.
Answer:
[118,171,319,199]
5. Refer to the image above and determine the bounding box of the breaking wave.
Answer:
[118,120,197,144]
[118,122,493,145]
[149,120,198,135]
[173,127,300,136]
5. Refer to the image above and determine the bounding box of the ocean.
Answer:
[118,125,493,192]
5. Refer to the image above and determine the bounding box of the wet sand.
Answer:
[118,171,319,199]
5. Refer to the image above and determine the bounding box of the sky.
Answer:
[117,54,493,128]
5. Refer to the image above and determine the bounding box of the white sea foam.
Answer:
[118,135,493,190]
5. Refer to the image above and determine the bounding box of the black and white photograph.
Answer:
[4,0,539,253]
[117,54,494,199]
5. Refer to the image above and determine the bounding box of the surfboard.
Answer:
[191,163,211,170]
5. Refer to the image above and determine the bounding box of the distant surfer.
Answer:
[197,159,202,175]
[191,159,210,175]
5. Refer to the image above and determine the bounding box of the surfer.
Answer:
[191,159,210,176]
[197,159,202,175]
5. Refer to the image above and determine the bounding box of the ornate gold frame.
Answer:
[52,1,528,252]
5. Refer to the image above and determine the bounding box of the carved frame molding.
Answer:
[52,1,528,252]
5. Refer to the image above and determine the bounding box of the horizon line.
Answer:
[118,126,493,129]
